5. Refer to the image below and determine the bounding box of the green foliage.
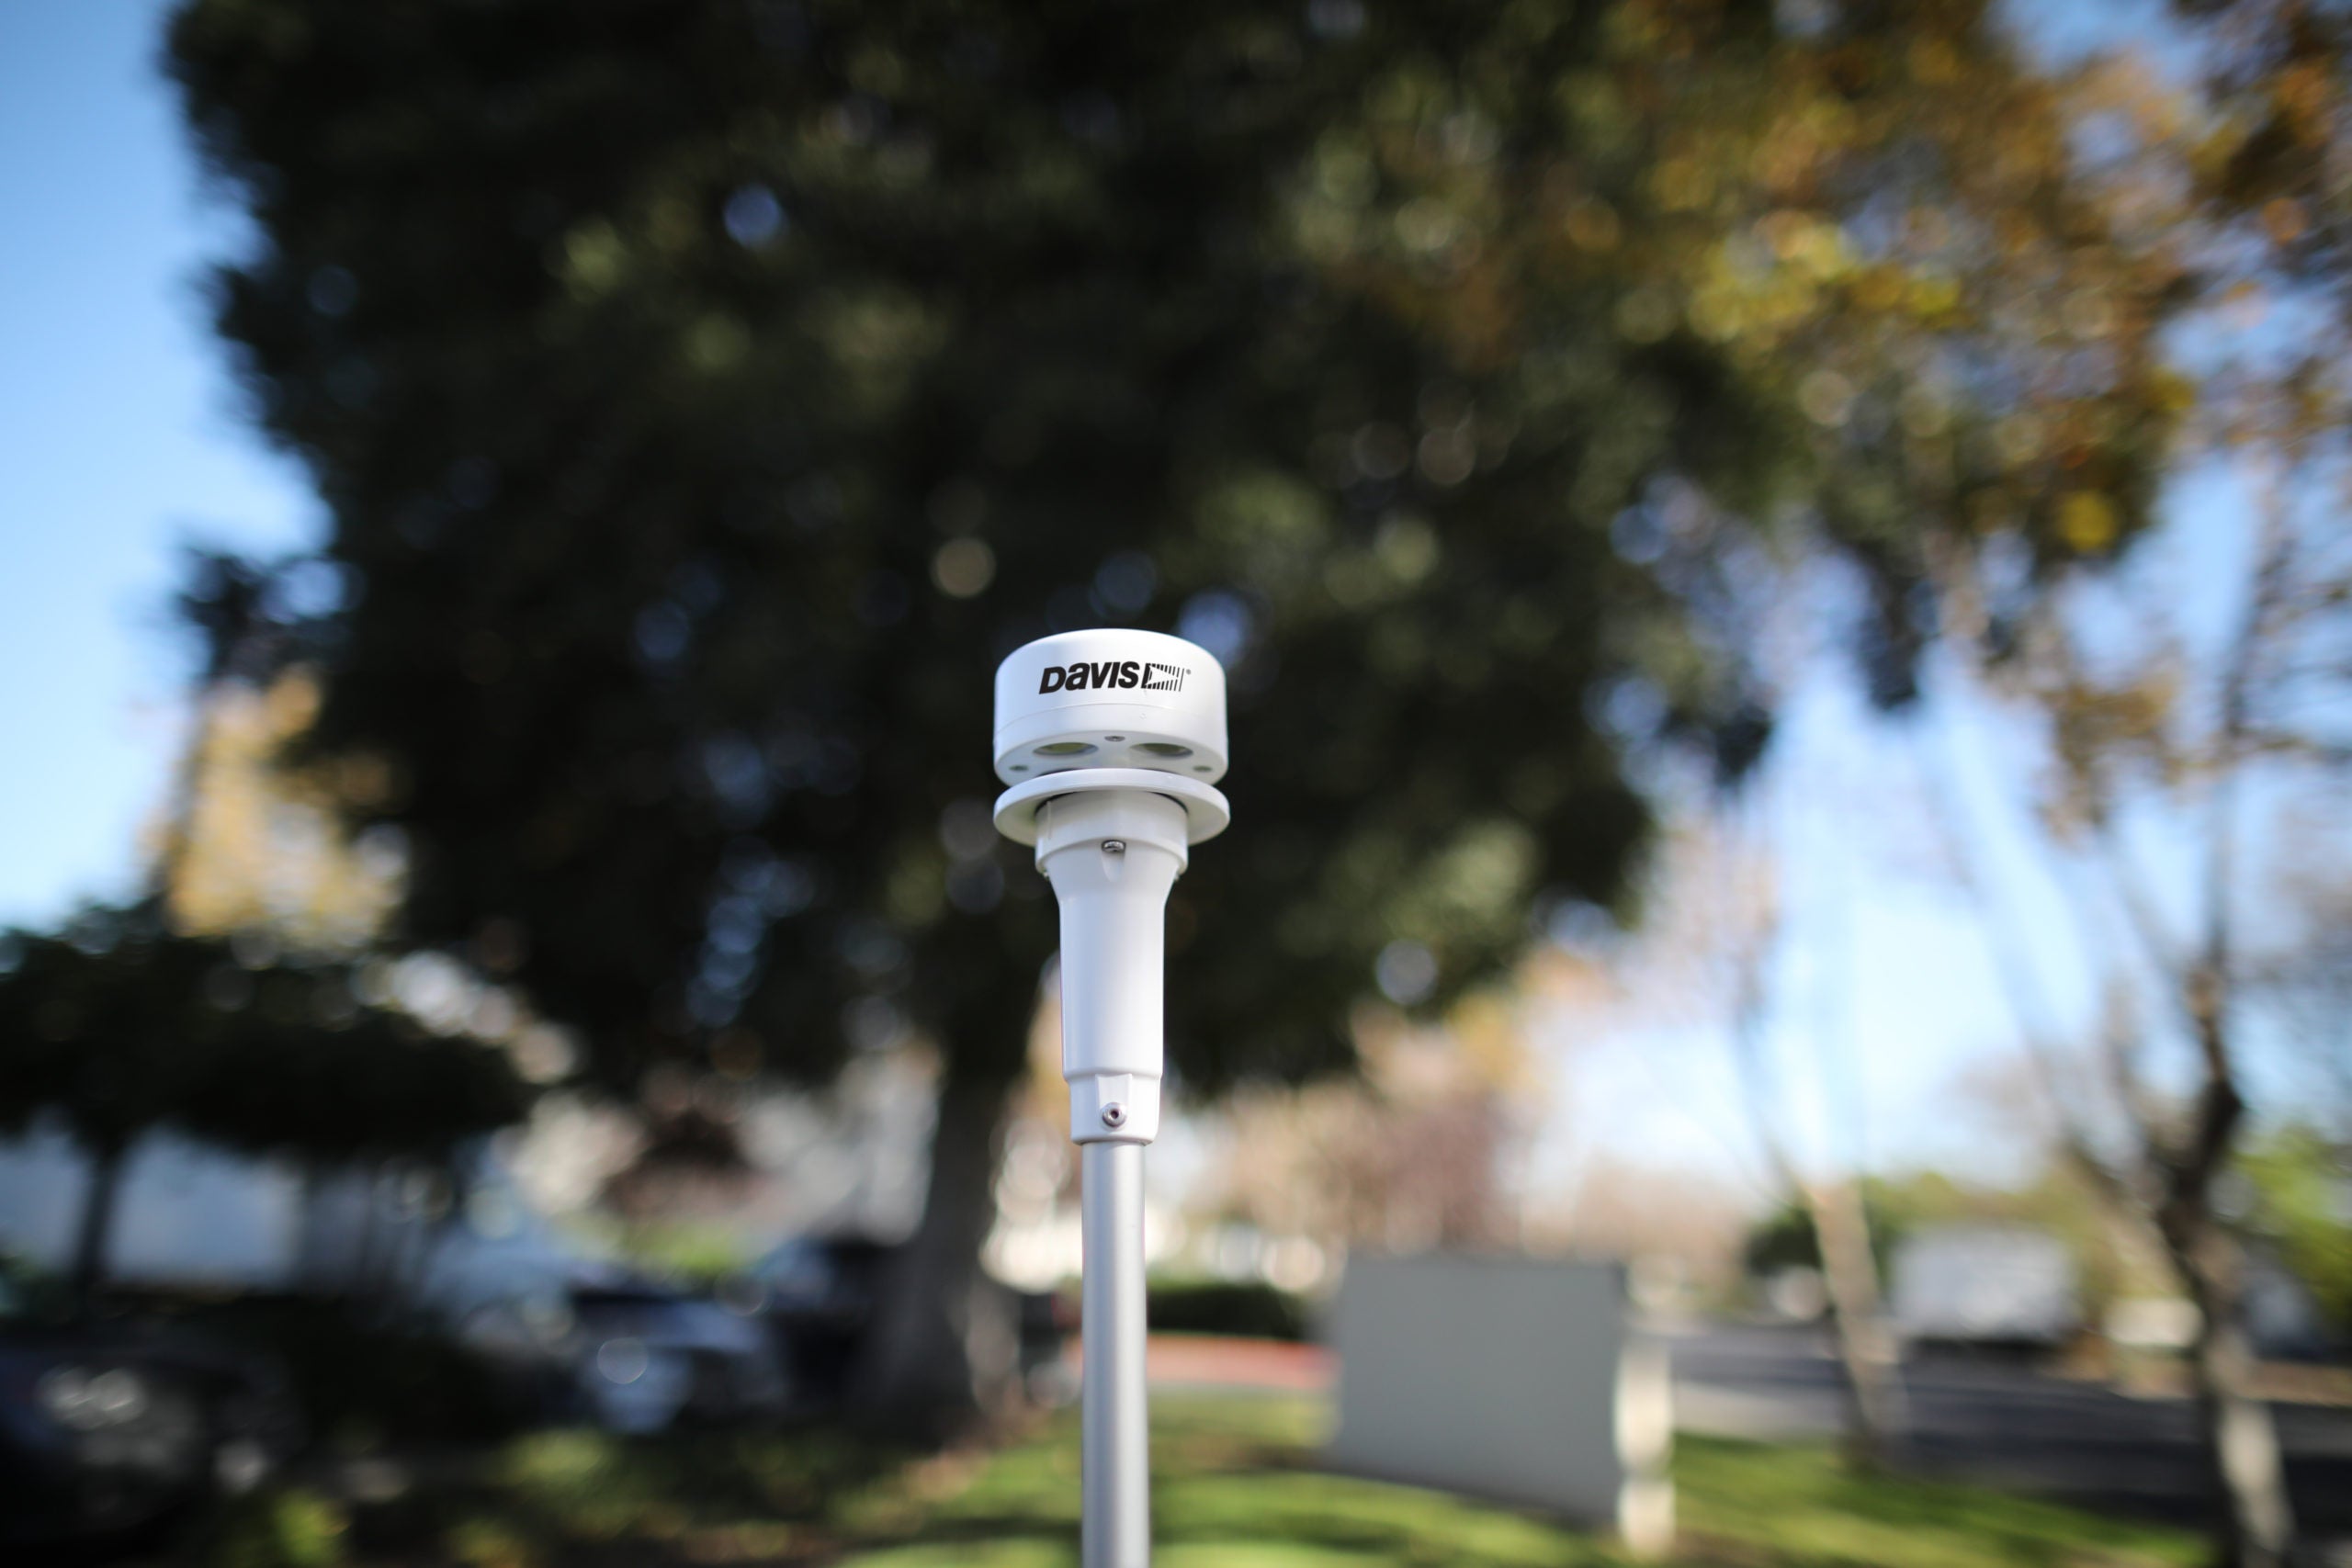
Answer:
[1148,1278,1313,1342]
[1744,1199,1828,1278]
[193,1393,2199,1568]
[1742,1193,1907,1280]
[1676,1433,2200,1568]
[200,1488,351,1568]
[2237,1123,2352,1335]
[0,906,531,1163]
[160,0,2192,1112]
[592,1215,754,1281]
[159,0,1855,1107]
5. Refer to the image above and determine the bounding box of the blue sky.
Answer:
[0,4,2317,1198]
[0,2,319,930]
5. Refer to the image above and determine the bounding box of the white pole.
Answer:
[989,628,1232,1568]
[1080,1140,1149,1567]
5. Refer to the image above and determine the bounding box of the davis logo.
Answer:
[1038,660,1191,694]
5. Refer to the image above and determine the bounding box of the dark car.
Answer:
[735,1236,1071,1411]
[453,1269,793,1433]
[0,1260,303,1548]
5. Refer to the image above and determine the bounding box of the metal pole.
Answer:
[1081,1140,1149,1568]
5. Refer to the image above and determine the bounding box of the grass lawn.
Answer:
[205,1394,2203,1568]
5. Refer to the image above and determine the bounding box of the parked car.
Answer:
[735,1236,1071,1410]
[1891,1224,2080,1348]
[453,1269,790,1434]
[0,1258,302,1547]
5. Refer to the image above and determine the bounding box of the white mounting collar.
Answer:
[992,767,1230,850]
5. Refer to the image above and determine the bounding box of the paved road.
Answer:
[1668,1321,2352,1538]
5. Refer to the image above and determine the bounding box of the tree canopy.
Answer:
[162,0,2205,1429]
[164,0,2183,1100]
[169,0,1755,1103]
[0,908,532,1166]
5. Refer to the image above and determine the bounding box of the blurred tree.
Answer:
[1917,383,2352,1563]
[160,667,405,951]
[164,0,1757,1434]
[1815,10,2352,1545]
[1561,5,2345,1540]
[1189,996,1543,1262]
[0,914,530,1298]
[161,0,2201,1438]
[0,542,533,1303]
[0,912,211,1299]
[1674,805,1909,1465]
[1317,0,2188,713]
[164,0,2188,1434]
[2183,0,2352,309]
[1354,0,2192,1456]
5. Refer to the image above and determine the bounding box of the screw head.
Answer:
[1100,1103,1127,1129]
[1102,839,1127,855]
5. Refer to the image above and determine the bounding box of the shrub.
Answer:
[1145,1279,1312,1342]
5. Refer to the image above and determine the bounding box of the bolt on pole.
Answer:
[990,630,1231,1568]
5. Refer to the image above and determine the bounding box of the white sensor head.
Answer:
[993,629,1227,788]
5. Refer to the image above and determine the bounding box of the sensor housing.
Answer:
[992,627,1228,788]
[990,628,1230,1145]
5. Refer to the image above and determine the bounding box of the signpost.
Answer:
[991,629,1230,1568]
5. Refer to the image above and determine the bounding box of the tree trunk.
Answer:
[1806,1177,1906,1467]
[71,1140,129,1306]
[291,1158,331,1292]
[347,1158,392,1304]
[2164,1214,2294,1568]
[852,1055,1021,1444]
[398,1161,469,1311]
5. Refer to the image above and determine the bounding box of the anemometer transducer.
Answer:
[993,628,1229,1568]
